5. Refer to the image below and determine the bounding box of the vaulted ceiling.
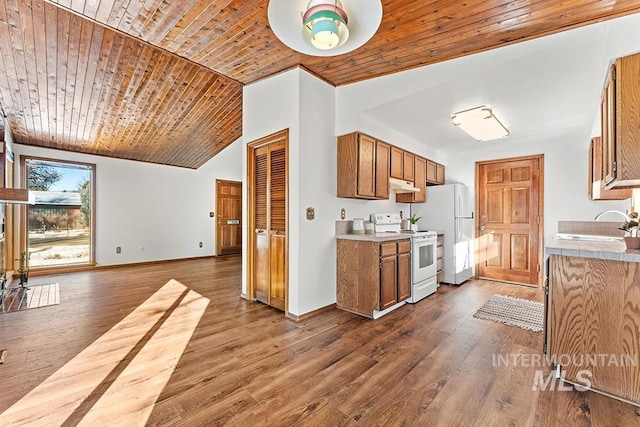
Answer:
[2,0,640,168]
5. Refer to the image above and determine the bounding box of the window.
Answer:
[23,158,95,269]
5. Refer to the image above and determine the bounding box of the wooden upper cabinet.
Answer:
[436,163,445,184]
[426,160,437,183]
[427,160,445,185]
[337,132,389,200]
[356,134,376,198]
[589,137,631,200]
[390,147,404,179]
[603,52,640,189]
[375,141,390,199]
[397,155,426,203]
[338,131,443,201]
[403,152,415,181]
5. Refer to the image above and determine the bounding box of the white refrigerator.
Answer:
[413,183,474,285]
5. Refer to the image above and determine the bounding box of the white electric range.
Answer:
[371,213,438,303]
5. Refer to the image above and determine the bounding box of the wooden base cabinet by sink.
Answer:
[337,238,411,318]
[546,255,640,404]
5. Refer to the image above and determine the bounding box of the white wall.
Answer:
[243,68,418,316]
[445,134,628,244]
[13,138,243,266]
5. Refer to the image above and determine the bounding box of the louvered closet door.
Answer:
[254,146,270,305]
[269,141,287,311]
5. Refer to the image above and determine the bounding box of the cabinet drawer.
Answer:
[437,245,444,258]
[437,258,444,271]
[437,271,444,283]
[437,235,444,245]
[397,240,411,254]
[380,242,398,257]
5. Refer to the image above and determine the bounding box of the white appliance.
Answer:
[412,183,474,285]
[370,213,438,303]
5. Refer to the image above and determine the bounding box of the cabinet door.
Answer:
[357,134,376,198]
[602,64,616,185]
[414,156,426,203]
[436,163,445,184]
[254,147,270,304]
[380,255,398,310]
[390,147,404,179]
[403,152,415,181]
[375,141,390,199]
[426,160,437,183]
[589,137,630,200]
[397,252,411,301]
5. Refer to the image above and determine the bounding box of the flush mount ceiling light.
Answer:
[268,0,383,57]
[451,106,510,141]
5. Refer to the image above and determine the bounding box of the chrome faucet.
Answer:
[594,210,628,221]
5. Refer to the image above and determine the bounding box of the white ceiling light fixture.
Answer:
[451,106,510,142]
[267,0,383,57]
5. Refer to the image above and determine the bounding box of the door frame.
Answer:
[215,179,242,256]
[246,129,289,315]
[474,154,544,287]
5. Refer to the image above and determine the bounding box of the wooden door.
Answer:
[397,251,411,301]
[375,140,390,199]
[249,131,288,312]
[216,180,242,255]
[253,146,270,304]
[602,64,616,185]
[355,134,375,198]
[268,143,287,311]
[380,255,397,310]
[403,152,415,182]
[426,160,437,183]
[390,147,403,179]
[476,155,543,286]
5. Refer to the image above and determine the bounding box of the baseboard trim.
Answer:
[19,255,238,277]
[287,303,337,322]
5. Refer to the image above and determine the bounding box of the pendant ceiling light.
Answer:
[268,0,383,57]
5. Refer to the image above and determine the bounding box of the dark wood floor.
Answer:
[0,256,638,426]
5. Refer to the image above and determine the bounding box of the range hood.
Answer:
[389,177,420,193]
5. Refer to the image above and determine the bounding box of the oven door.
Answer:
[412,236,437,283]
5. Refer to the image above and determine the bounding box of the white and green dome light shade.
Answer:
[268,0,383,57]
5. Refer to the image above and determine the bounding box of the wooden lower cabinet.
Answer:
[547,254,640,404]
[336,238,411,318]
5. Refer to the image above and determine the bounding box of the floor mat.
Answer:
[0,283,60,313]
[473,294,543,332]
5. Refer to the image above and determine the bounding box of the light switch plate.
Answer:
[306,207,315,220]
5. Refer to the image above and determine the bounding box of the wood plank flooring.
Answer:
[0,256,638,426]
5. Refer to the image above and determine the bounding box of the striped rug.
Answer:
[0,283,60,313]
[473,294,544,332]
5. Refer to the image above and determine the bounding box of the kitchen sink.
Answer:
[554,233,623,242]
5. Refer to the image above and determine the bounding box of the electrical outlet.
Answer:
[306,207,315,220]
[199,242,203,248]
[116,246,121,254]
[340,208,346,220]
[209,212,215,218]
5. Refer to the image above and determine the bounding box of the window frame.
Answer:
[20,155,96,272]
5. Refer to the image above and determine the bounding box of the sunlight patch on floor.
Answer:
[0,279,209,426]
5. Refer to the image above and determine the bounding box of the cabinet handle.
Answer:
[480,226,486,231]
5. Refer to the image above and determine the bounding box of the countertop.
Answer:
[546,238,640,263]
[336,233,411,242]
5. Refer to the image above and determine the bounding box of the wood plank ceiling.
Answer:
[2,0,640,168]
